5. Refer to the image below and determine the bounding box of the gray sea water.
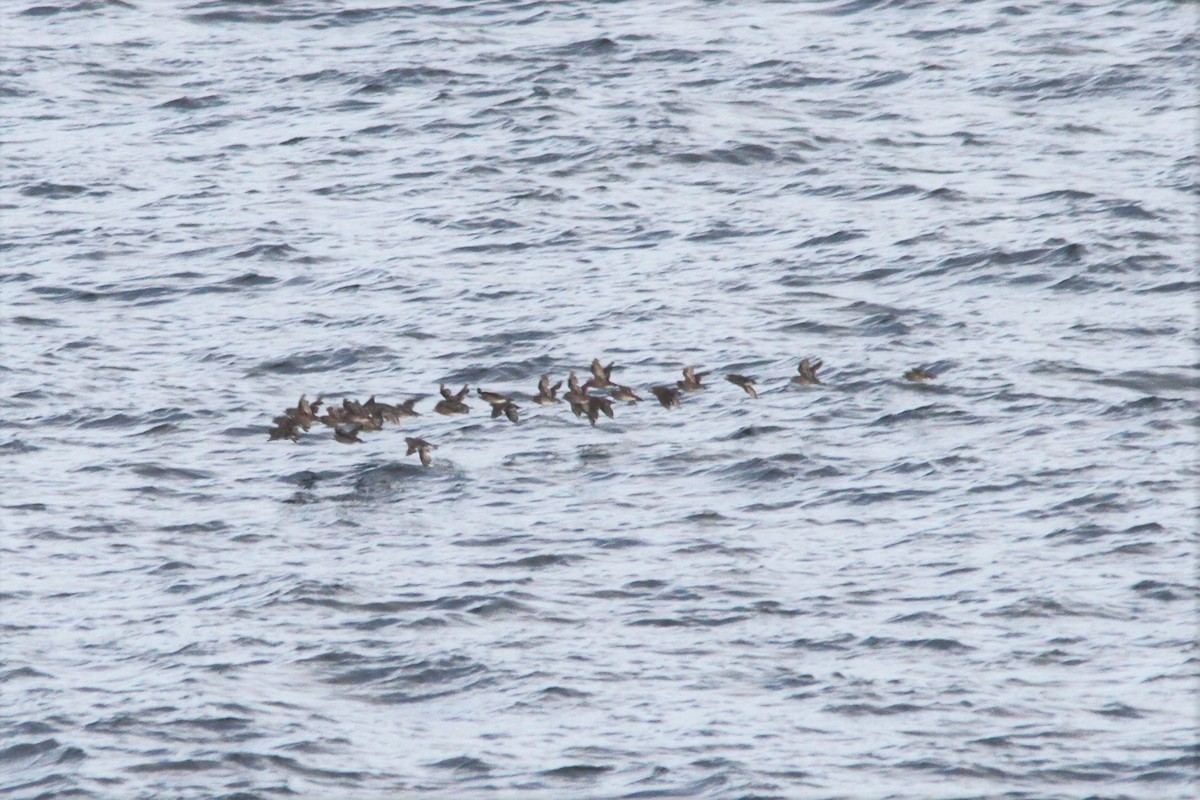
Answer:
[2,1,1198,798]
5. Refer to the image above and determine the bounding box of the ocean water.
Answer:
[1,1,1197,798]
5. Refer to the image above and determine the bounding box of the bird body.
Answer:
[405,437,435,466]
[725,374,758,398]
[792,358,823,386]
[905,367,935,382]
[651,386,681,409]
[677,366,708,391]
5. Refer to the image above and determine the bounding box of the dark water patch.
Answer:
[860,184,922,201]
[157,95,225,111]
[130,464,215,482]
[1104,201,1159,220]
[12,315,63,327]
[895,758,1009,780]
[1093,702,1144,719]
[481,553,583,570]
[19,182,92,199]
[673,143,779,166]
[798,230,865,248]
[824,702,925,717]
[126,758,221,773]
[873,405,973,426]
[429,755,493,774]
[541,763,613,779]
[853,70,909,89]
[1137,280,1200,294]
[721,426,787,441]
[0,664,53,682]
[232,243,300,261]
[223,752,364,781]
[905,25,988,40]
[250,346,391,375]
[0,439,41,454]
[922,187,968,202]
[1132,580,1192,602]
[1024,189,1096,202]
[545,37,618,57]
[744,60,840,89]
[789,634,855,652]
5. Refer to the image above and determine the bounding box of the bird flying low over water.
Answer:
[534,375,562,405]
[334,423,365,444]
[905,367,935,382]
[677,366,708,391]
[610,385,641,402]
[651,386,681,409]
[365,395,418,422]
[792,358,823,386]
[588,358,615,388]
[405,437,435,466]
[476,389,519,423]
[586,395,614,426]
[269,415,301,442]
[725,374,758,398]
[564,373,589,418]
[435,383,471,415]
[283,394,321,430]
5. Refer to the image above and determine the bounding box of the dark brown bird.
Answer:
[405,437,434,466]
[477,388,509,407]
[333,423,364,444]
[283,394,321,430]
[364,395,416,424]
[792,358,823,386]
[268,415,300,442]
[677,366,708,391]
[586,395,614,426]
[435,383,471,415]
[725,374,758,398]
[533,375,562,405]
[318,405,349,426]
[651,386,681,409]
[610,385,641,403]
[563,377,589,418]
[905,367,935,382]
[588,358,615,388]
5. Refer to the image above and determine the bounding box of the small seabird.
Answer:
[318,405,349,426]
[434,383,471,415]
[725,374,758,398]
[364,395,415,424]
[610,385,641,403]
[533,375,562,405]
[588,358,615,388]
[476,388,519,423]
[567,371,583,396]
[268,415,300,442]
[586,395,614,426]
[677,366,708,391]
[651,386,681,409]
[905,367,935,382]
[792,358,823,386]
[333,422,364,444]
[342,397,368,417]
[284,394,321,430]
[477,388,510,407]
[405,437,435,467]
[563,380,589,419]
[394,398,420,417]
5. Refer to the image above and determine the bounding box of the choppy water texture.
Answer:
[2,1,1198,798]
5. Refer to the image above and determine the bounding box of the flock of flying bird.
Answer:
[267,357,936,467]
